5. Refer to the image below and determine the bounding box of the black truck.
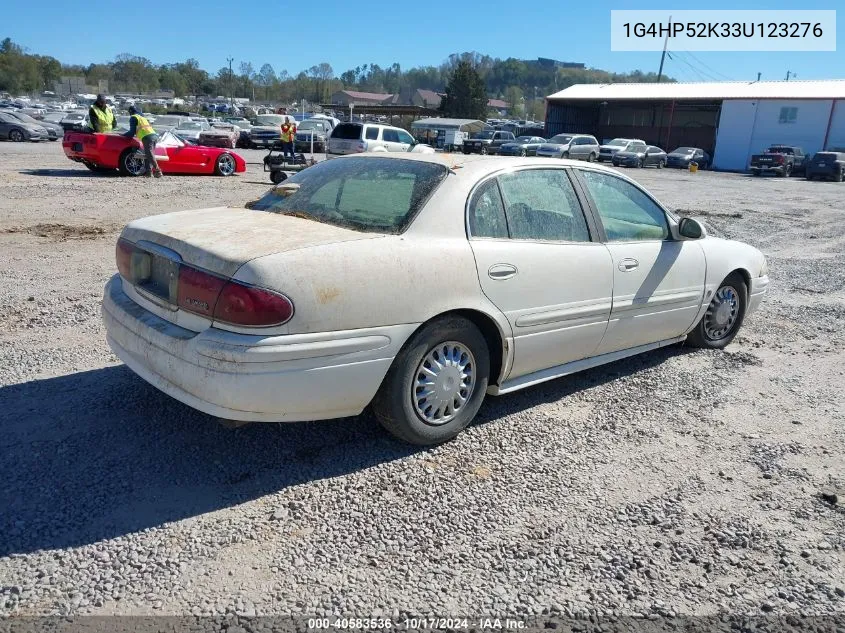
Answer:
[462,130,515,155]
[749,145,807,177]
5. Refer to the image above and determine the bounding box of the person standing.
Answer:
[123,105,162,178]
[88,94,116,133]
[280,116,297,164]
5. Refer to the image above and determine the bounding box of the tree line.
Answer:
[1,39,670,116]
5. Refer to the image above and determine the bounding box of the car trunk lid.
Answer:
[121,207,378,278]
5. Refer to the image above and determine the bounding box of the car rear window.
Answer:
[248,157,449,234]
[332,123,363,140]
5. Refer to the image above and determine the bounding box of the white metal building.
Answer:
[545,80,845,171]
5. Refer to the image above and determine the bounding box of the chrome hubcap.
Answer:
[218,154,235,175]
[413,342,476,426]
[704,285,739,340]
[125,151,145,176]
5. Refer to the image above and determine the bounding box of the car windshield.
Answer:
[64,114,85,121]
[247,158,448,234]
[256,115,285,126]
[153,116,182,127]
[43,113,65,122]
[177,122,203,130]
[672,147,696,154]
[516,136,533,142]
[768,147,794,154]
[606,139,629,147]
[298,120,328,131]
[10,112,38,124]
[549,135,572,144]
[472,132,495,139]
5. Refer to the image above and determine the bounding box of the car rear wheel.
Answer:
[587,152,596,162]
[118,148,146,177]
[9,129,25,142]
[657,159,665,169]
[686,274,747,350]
[519,149,527,157]
[480,146,488,155]
[782,165,792,177]
[372,316,490,445]
[836,169,844,183]
[214,153,236,176]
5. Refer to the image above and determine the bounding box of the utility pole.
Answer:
[227,57,234,110]
[657,15,671,83]
[785,70,794,81]
[757,72,762,82]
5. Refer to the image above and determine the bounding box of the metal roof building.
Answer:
[545,80,845,171]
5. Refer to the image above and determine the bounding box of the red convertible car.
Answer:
[62,130,247,177]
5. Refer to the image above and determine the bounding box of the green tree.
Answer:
[504,85,524,116]
[440,61,487,120]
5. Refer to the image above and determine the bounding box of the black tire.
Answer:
[117,148,145,177]
[686,274,748,350]
[269,170,286,184]
[519,149,527,157]
[587,152,596,162]
[782,165,792,177]
[480,145,488,155]
[82,160,112,174]
[372,316,490,446]
[836,170,844,183]
[806,175,814,181]
[638,157,645,168]
[657,159,665,169]
[9,128,25,142]
[752,170,761,176]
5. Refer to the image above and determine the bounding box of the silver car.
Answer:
[536,134,600,161]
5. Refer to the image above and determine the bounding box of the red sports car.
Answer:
[62,130,247,177]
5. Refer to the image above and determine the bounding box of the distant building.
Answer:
[535,58,585,70]
[330,90,395,106]
[488,98,509,111]
[545,79,845,171]
[54,76,107,97]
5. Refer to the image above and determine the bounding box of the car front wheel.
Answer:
[372,316,490,445]
[9,129,25,142]
[686,274,747,349]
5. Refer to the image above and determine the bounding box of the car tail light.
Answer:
[116,239,133,279]
[776,155,785,164]
[177,266,227,319]
[213,282,294,327]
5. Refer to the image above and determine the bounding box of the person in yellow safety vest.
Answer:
[280,116,297,164]
[88,94,116,133]
[122,105,162,178]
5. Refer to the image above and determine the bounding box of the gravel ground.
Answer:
[0,142,843,621]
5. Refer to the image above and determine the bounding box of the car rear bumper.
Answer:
[749,165,786,174]
[102,274,415,422]
[806,166,841,178]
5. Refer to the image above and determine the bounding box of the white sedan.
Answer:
[102,155,769,445]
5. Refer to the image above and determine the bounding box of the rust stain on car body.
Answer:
[316,287,341,304]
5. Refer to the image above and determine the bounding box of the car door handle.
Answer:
[618,258,639,272]
[488,264,518,280]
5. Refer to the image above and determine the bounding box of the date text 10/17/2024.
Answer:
[307,617,526,630]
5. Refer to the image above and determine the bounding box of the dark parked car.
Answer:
[805,152,845,182]
[598,138,647,163]
[3,110,62,141]
[0,111,47,142]
[612,145,667,168]
[667,147,710,169]
[497,135,546,156]
[462,130,515,155]
[749,145,807,177]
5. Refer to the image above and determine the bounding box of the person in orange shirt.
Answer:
[280,116,297,164]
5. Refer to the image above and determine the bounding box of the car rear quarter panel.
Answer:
[232,234,511,339]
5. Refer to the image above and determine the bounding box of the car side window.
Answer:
[365,127,379,141]
[383,129,400,143]
[468,179,508,239]
[497,169,590,242]
[579,170,669,242]
[397,130,414,144]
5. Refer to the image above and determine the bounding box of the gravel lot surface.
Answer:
[0,142,843,620]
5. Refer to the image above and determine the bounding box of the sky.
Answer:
[5,0,844,87]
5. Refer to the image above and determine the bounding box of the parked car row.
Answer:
[746,144,843,182]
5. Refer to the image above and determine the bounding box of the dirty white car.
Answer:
[103,155,769,445]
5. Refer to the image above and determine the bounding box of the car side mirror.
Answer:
[678,217,705,239]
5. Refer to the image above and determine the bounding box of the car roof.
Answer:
[334,152,624,179]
